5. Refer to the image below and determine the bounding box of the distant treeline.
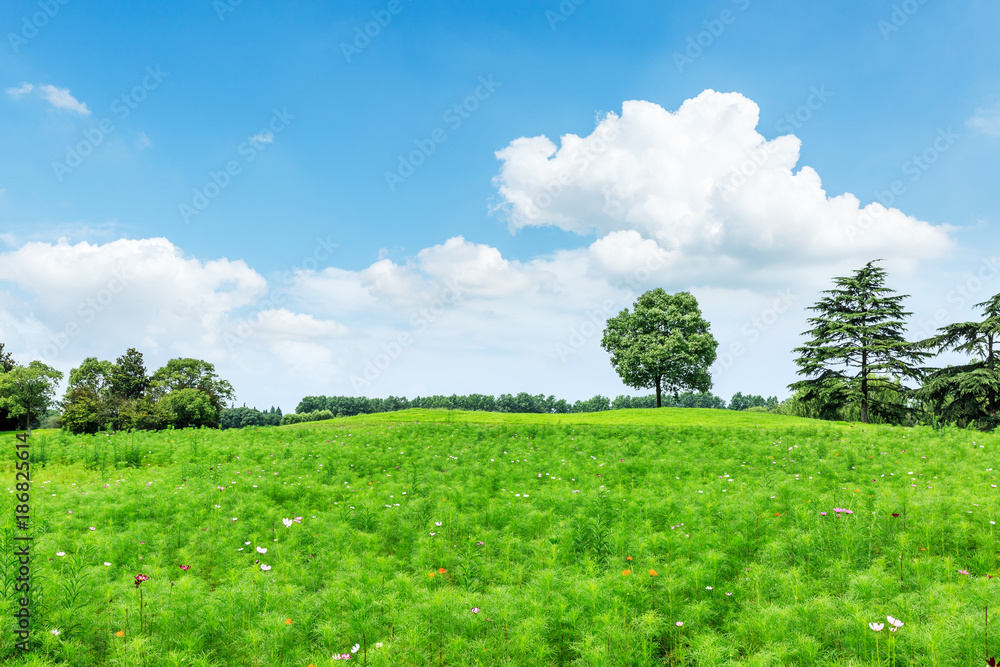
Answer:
[281,391,781,424]
[219,406,283,430]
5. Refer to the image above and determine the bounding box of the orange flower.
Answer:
[428,572,435,578]
[626,556,633,561]
[622,570,631,576]
[774,513,781,516]
[438,568,447,574]
[285,619,293,625]
[649,569,658,577]
[115,630,125,637]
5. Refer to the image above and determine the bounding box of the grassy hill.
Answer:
[2,409,998,665]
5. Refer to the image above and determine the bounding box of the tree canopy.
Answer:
[0,361,63,434]
[790,260,929,423]
[601,289,718,408]
[150,358,235,416]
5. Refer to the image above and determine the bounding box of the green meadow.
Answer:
[2,409,999,666]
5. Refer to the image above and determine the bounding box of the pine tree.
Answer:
[915,293,1000,429]
[789,260,929,423]
[110,348,150,400]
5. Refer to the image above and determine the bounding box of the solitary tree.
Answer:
[601,289,718,408]
[0,361,63,434]
[915,293,1000,428]
[790,260,929,423]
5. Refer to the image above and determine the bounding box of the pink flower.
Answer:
[472,607,480,613]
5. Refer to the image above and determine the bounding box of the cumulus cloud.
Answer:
[5,82,90,114]
[493,90,955,286]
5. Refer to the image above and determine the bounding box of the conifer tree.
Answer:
[790,260,929,423]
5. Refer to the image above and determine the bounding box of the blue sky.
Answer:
[2,0,999,412]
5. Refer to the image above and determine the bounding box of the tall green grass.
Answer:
[2,409,998,665]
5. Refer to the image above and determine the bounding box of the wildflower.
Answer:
[375,642,383,648]
[179,565,190,571]
[820,512,827,516]
[56,552,65,557]
[104,562,111,566]
[959,569,970,575]
[285,619,293,625]
[622,570,631,576]
[282,518,293,527]
[428,572,435,578]
[438,568,447,574]
[435,521,442,527]
[352,643,360,653]
[725,592,732,596]
[116,630,125,637]
[887,616,904,628]
[675,621,683,627]
[626,556,633,561]
[51,629,60,635]
[706,586,713,590]
[256,546,267,554]
[472,607,481,613]
[649,569,658,576]
[869,622,884,631]
[260,564,271,571]
[134,573,149,588]
[89,527,96,531]
[429,532,436,536]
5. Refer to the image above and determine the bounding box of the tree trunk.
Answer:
[655,378,662,408]
[989,334,997,418]
[860,348,869,423]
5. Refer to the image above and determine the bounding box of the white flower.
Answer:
[56,552,65,557]
[257,546,267,554]
[260,564,271,571]
[435,521,442,527]
[869,622,884,632]
[374,642,383,648]
[104,562,111,566]
[888,616,904,628]
[352,643,360,653]
[282,518,294,528]
[51,628,60,635]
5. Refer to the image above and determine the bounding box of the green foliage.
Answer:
[729,392,779,411]
[150,357,235,416]
[0,342,16,372]
[219,405,283,430]
[790,260,930,424]
[110,348,149,400]
[280,409,334,425]
[159,387,217,428]
[0,360,63,433]
[601,289,719,407]
[915,293,1000,430]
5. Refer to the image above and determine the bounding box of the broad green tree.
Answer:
[790,260,929,424]
[150,358,235,421]
[161,388,217,428]
[0,361,63,434]
[601,289,718,408]
[915,293,1000,428]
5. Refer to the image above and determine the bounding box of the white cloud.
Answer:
[5,82,34,99]
[6,82,90,114]
[251,131,274,144]
[967,106,1000,137]
[493,90,955,287]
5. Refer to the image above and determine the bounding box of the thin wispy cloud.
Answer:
[967,106,1000,137]
[6,82,90,115]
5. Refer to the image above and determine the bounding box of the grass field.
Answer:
[2,408,999,666]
